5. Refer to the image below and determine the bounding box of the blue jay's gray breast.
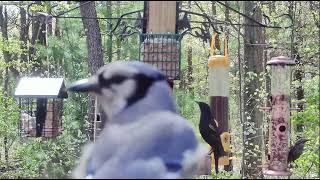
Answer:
[90,111,197,178]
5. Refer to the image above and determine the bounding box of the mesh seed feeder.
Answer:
[139,33,181,88]
[263,56,296,176]
[14,77,68,138]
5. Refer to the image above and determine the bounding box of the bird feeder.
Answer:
[14,77,68,138]
[89,96,106,142]
[208,32,231,167]
[263,56,296,176]
[139,33,181,88]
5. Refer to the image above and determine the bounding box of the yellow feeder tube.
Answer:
[208,33,231,168]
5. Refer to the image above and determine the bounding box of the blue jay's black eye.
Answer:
[112,75,127,84]
[99,73,128,88]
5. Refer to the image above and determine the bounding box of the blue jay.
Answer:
[68,61,204,179]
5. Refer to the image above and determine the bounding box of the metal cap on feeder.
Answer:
[263,56,296,176]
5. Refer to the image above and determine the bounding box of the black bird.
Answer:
[177,12,191,31]
[196,101,226,174]
[288,138,309,163]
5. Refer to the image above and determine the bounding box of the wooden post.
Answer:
[143,1,178,90]
[145,1,177,33]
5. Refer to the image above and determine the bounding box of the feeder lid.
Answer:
[267,56,296,66]
[14,77,68,98]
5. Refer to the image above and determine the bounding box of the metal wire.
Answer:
[216,1,294,29]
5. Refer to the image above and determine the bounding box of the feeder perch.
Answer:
[14,77,68,138]
[263,56,296,176]
[139,33,181,83]
[211,132,232,167]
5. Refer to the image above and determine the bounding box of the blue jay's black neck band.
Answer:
[126,73,166,107]
[165,161,182,172]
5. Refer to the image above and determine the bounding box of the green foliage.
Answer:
[290,76,319,178]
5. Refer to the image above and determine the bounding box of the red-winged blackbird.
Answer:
[196,101,226,174]
[288,138,309,163]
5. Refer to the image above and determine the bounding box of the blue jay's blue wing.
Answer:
[74,111,200,179]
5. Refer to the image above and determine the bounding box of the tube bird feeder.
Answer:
[208,33,231,168]
[263,56,296,176]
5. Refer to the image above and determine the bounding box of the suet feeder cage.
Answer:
[14,77,68,138]
[88,96,105,142]
[263,56,296,176]
[139,33,181,80]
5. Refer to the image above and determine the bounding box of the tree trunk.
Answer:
[55,18,60,37]
[54,17,63,76]
[0,5,11,168]
[236,2,246,178]
[80,1,104,74]
[289,1,305,134]
[263,0,273,160]
[116,1,121,60]
[223,1,233,173]
[106,1,112,63]
[20,7,28,63]
[29,2,46,76]
[242,1,265,179]
[80,1,104,141]
[186,45,193,91]
[47,3,53,36]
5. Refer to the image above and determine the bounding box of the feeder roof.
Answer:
[14,77,68,98]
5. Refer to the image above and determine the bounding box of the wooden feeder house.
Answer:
[263,56,296,176]
[14,77,68,138]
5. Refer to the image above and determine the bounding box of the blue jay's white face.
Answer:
[97,64,139,118]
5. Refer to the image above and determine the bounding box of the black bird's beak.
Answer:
[67,78,100,93]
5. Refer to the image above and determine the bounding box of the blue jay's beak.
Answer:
[67,78,100,93]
